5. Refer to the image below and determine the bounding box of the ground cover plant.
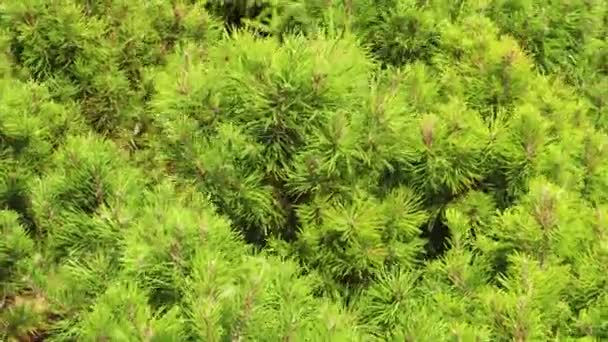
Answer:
[0,0,607,340]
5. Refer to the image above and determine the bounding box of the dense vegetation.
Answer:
[1,0,607,340]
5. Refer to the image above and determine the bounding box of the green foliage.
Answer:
[1,0,607,340]
[354,0,443,66]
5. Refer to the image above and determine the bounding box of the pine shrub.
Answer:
[1,0,607,340]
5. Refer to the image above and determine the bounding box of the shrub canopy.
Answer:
[1,0,607,341]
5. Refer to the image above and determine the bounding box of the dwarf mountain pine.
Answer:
[1,0,607,341]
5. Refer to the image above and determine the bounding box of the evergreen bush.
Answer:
[1,0,607,340]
